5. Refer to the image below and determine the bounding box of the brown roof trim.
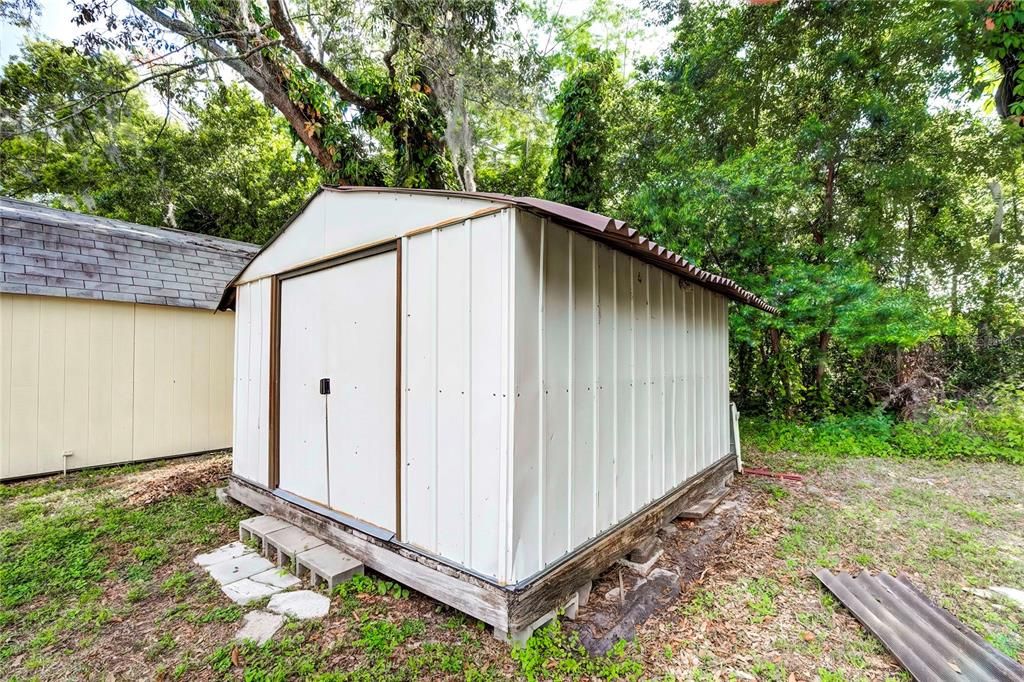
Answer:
[218,186,779,315]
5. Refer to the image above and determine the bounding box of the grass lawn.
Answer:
[1,447,1021,681]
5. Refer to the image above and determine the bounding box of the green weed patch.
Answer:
[744,388,1024,465]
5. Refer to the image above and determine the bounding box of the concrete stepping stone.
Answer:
[251,567,302,590]
[207,553,276,586]
[267,590,330,619]
[240,515,292,544]
[222,578,284,605]
[295,544,363,590]
[991,586,1024,609]
[264,527,325,567]
[194,542,251,568]
[234,610,285,644]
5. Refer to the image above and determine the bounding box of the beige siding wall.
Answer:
[0,294,234,480]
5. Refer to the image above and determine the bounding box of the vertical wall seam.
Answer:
[60,303,69,470]
[566,233,574,552]
[725,299,731,460]
[670,282,677,485]
[646,266,652,500]
[700,290,707,470]
[662,276,668,491]
[537,217,546,572]
[465,221,473,565]
[34,299,41,472]
[400,237,410,541]
[590,241,598,539]
[622,258,630,512]
[611,253,618,523]
[500,208,515,584]
[127,305,136,464]
[432,228,440,552]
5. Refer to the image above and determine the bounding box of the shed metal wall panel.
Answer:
[509,217,733,582]
[594,244,617,532]
[401,212,512,581]
[511,211,543,582]
[570,233,597,550]
[231,279,271,486]
[0,294,234,480]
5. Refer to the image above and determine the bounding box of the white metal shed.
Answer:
[221,187,776,638]
[0,198,258,480]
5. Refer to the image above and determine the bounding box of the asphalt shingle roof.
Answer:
[0,197,258,310]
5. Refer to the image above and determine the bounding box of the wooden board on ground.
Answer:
[675,487,730,520]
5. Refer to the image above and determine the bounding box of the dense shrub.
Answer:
[743,385,1024,465]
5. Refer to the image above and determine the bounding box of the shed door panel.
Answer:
[279,271,329,504]
[324,251,397,533]
[277,249,397,534]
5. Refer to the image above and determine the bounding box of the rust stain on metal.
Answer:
[815,569,1024,682]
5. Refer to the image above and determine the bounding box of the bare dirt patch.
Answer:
[572,486,756,655]
[115,453,232,507]
[624,455,1024,680]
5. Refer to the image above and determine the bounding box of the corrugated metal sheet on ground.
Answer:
[815,570,1024,681]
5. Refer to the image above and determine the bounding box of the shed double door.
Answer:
[278,248,397,534]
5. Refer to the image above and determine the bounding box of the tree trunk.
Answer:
[903,206,914,290]
[990,180,1004,247]
[950,270,960,318]
[815,329,831,394]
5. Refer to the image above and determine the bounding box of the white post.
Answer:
[729,403,742,473]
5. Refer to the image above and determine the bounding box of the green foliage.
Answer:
[334,573,410,600]
[745,578,780,623]
[981,0,1024,119]
[0,475,248,666]
[0,42,320,243]
[744,385,1024,464]
[609,1,1024,417]
[354,618,425,657]
[544,50,619,212]
[510,619,643,681]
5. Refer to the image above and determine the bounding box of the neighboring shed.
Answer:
[0,198,258,480]
[221,187,776,640]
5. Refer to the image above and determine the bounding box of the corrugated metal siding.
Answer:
[816,570,1024,681]
[401,211,513,581]
[0,294,233,480]
[231,279,272,486]
[510,214,732,582]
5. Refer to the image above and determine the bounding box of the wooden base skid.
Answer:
[227,455,736,642]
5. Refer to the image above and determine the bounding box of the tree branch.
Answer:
[265,0,390,117]
[126,0,341,173]
[126,2,273,92]
[1,47,278,139]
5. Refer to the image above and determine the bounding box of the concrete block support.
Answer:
[263,526,325,567]
[240,514,292,544]
[295,544,364,590]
